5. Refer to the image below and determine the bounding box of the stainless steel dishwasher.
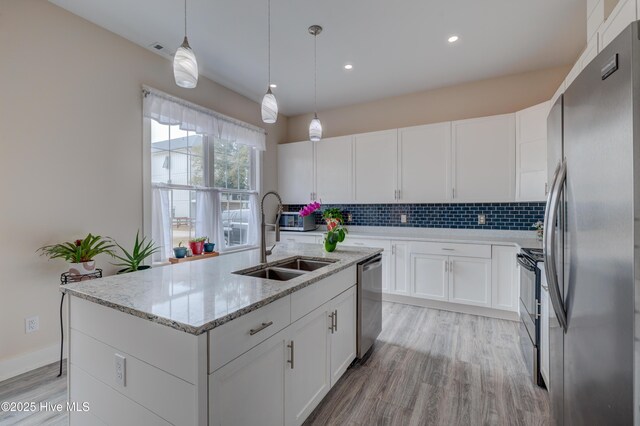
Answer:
[357,254,383,358]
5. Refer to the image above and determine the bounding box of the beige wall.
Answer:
[0,0,286,373]
[286,65,570,142]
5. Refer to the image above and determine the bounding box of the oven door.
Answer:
[517,253,538,334]
[519,302,538,382]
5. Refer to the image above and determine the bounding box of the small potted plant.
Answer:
[38,234,115,276]
[203,238,215,253]
[173,242,188,259]
[189,237,207,256]
[532,221,544,241]
[322,208,347,252]
[112,232,160,274]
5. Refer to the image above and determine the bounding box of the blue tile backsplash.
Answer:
[284,202,545,231]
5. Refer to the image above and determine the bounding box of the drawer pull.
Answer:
[441,248,455,251]
[249,321,274,336]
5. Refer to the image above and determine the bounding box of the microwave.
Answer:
[278,212,317,231]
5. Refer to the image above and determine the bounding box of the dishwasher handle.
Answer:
[360,254,382,272]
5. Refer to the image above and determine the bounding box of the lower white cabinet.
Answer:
[491,246,519,312]
[390,242,409,295]
[210,286,357,426]
[285,305,331,426]
[329,286,357,386]
[448,257,492,307]
[410,253,448,301]
[210,329,287,426]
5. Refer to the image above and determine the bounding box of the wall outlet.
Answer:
[347,213,353,223]
[114,354,126,387]
[478,214,487,225]
[400,214,407,223]
[25,316,39,333]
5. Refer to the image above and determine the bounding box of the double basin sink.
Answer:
[233,257,337,281]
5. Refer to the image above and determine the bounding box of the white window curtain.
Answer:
[151,186,172,262]
[195,189,223,252]
[142,86,266,151]
[247,192,260,247]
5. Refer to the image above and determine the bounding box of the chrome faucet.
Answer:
[260,191,283,263]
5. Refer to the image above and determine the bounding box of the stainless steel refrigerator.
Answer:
[544,21,640,425]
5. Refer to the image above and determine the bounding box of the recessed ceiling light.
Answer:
[448,35,459,43]
[270,83,277,88]
[344,64,353,70]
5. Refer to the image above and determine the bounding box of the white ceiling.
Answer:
[50,0,586,116]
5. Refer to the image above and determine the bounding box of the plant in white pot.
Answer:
[38,234,115,276]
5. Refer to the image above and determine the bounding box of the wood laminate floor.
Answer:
[304,302,551,426]
[0,302,551,425]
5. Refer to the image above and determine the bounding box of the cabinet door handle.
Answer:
[287,341,295,369]
[249,321,273,336]
[329,312,335,333]
[334,310,338,332]
[450,260,453,272]
[445,260,448,273]
[452,188,456,199]
[397,190,401,200]
[392,245,396,255]
[441,248,455,251]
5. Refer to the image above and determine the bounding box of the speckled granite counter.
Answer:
[281,226,542,249]
[61,245,380,335]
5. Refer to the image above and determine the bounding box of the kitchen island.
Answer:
[61,244,381,426]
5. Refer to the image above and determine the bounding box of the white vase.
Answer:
[68,261,96,276]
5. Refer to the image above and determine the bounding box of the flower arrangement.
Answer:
[532,221,544,240]
[299,201,321,217]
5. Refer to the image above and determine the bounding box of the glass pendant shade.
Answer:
[261,88,278,124]
[173,37,198,89]
[309,114,322,142]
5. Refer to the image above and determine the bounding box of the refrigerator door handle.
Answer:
[544,159,568,332]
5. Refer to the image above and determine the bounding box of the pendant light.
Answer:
[261,0,278,124]
[173,0,198,89]
[308,25,323,142]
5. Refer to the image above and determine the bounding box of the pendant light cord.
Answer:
[184,0,187,38]
[314,32,317,114]
[268,0,271,86]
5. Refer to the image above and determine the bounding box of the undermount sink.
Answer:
[275,258,337,271]
[240,267,306,281]
[233,257,337,281]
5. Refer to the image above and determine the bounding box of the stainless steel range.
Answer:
[516,247,544,387]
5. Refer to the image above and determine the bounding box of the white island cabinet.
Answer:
[63,246,377,426]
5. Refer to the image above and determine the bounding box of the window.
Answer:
[150,120,259,257]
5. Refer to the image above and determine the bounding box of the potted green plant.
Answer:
[189,236,207,256]
[203,237,215,253]
[173,242,188,259]
[111,232,160,274]
[38,234,115,275]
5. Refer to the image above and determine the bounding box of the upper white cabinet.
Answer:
[599,0,637,50]
[451,114,516,202]
[397,123,452,203]
[516,101,550,201]
[354,130,398,203]
[315,136,354,203]
[278,141,314,204]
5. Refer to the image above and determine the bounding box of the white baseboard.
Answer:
[383,293,519,322]
[0,343,67,382]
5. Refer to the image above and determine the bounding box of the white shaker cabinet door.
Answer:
[209,329,287,426]
[329,286,357,387]
[354,130,398,203]
[390,242,409,295]
[278,141,315,204]
[452,114,516,202]
[398,122,452,203]
[491,245,519,312]
[516,101,550,201]
[315,136,354,203]
[285,306,331,426]
[410,253,449,301]
[448,257,492,308]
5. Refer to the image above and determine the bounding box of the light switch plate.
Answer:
[400,214,407,223]
[114,354,126,387]
[478,214,486,225]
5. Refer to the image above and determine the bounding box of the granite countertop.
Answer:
[281,226,542,250]
[61,244,381,336]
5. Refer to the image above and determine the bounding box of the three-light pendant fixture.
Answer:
[171,2,325,141]
[173,0,198,89]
